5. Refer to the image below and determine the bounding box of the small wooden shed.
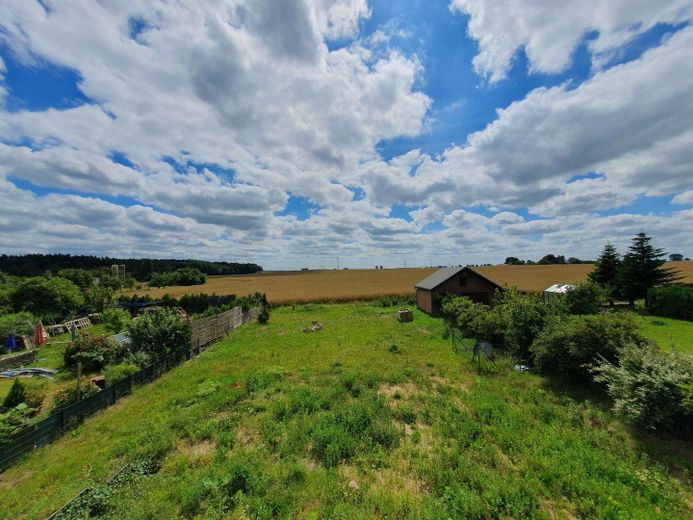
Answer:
[415,266,504,314]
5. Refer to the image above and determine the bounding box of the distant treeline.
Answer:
[505,254,594,265]
[0,254,263,280]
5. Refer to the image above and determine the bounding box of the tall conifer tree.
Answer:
[589,243,621,290]
[618,232,680,304]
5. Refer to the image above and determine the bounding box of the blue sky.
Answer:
[0,1,691,268]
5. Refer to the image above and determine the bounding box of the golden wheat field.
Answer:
[127,261,693,304]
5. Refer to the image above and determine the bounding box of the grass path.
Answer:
[0,304,690,518]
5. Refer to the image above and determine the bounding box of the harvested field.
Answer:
[126,261,693,304]
[129,268,437,302]
[475,263,594,292]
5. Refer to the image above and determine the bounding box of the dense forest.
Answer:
[0,254,262,280]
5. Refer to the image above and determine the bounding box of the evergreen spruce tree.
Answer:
[618,232,680,304]
[3,379,26,408]
[589,243,621,291]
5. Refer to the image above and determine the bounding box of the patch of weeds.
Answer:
[392,391,403,400]
[69,425,85,438]
[411,430,422,444]
[177,478,209,518]
[289,391,401,468]
[196,380,221,398]
[363,372,379,389]
[216,429,236,450]
[286,385,340,416]
[283,462,307,486]
[394,405,417,425]
[403,367,415,378]
[54,458,160,519]
[199,449,298,518]
[386,370,407,384]
[185,420,215,442]
[312,422,358,468]
[111,427,176,462]
[340,371,363,397]
[246,366,286,393]
[262,416,286,449]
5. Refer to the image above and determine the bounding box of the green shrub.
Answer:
[0,404,34,446]
[63,334,129,372]
[590,344,692,432]
[257,306,270,325]
[375,295,416,307]
[104,362,140,385]
[564,281,607,315]
[470,306,508,344]
[647,285,693,321]
[24,383,47,409]
[101,307,132,334]
[51,380,102,412]
[127,308,191,362]
[84,285,116,313]
[194,302,236,318]
[441,296,489,338]
[178,293,214,314]
[3,379,26,408]
[499,289,550,361]
[682,381,693,413]
[10,276,84,322]
[531,313,647,381]
[126,350,153,369]
[0,311,36,344]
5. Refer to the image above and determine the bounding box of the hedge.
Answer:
[647,285,693,321]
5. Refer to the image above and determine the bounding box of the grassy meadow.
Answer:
[0,304,690,519]
[125,261,693,304]
[637,315,693,353]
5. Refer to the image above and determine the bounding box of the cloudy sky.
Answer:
[0,0,691,269]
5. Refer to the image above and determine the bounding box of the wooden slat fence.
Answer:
[191,306,260,353]
[0,307,259,472]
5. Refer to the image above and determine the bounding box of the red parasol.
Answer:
[31,322,47,347]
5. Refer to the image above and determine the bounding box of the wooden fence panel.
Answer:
[190,306,257,350]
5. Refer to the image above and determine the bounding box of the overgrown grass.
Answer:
[636,314,693,353]
[0,305,690,518]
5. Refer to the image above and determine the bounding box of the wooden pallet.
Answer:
[46,317,93,336]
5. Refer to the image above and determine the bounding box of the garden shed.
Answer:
[415,266,504,314]
[543,283,575,304]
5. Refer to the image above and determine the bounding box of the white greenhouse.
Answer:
[543,283,575,304]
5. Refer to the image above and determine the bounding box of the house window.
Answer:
[459,275,468,287]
